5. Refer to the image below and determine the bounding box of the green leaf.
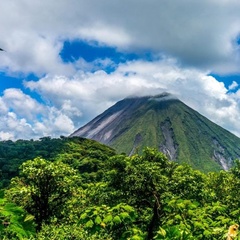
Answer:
[122,205,134,212]
[132,235,144,240]
[113,216,121,224]
[95,215,102,225]
[24,214,34,222]
[156,227,166,237]
[120,212,130,220]
[85,219,94,228]
[80,212,88,220]
[103,214,113,223]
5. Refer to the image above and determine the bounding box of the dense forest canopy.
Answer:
[0,136,115,188]
[0,137,239,239]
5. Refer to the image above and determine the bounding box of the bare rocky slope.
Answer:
[70,93,240,172]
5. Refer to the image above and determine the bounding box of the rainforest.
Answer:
[0,136,239,239]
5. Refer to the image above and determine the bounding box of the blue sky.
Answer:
[1,0,240,140]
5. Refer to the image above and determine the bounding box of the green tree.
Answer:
[168,164,206,201]
[101,148,237,239]
[103,148,177,239]
[6,157,81,230]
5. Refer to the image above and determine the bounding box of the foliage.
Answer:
[78,203,144,239]
[0,136,115,188]
[0,192,35,239]
[154,226,195,240]
[6,157,81,230]
[36,223,114,240]
[0,140,239,239]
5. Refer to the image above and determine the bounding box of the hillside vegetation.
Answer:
[0,137,239,239]
[0,136,115,188]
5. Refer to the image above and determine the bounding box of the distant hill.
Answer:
[70,93,240,172]
[0,137,115,187]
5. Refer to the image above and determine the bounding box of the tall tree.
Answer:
[6,157,81,230]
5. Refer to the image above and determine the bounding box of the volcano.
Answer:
[70,93,240,172]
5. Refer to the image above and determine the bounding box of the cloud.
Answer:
[2,88,44,120]
[228,81,239,91]
[0,89,75,140]
[0,111,35,140]
[33,107,75,136]
[1,57,240,140]
[1,0,240,74]
[22,58,240,138]
[0,33,74,76]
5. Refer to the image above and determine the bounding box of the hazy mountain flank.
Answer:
[71,93,240,172]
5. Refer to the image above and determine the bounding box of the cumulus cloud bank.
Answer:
[0,88,75,140]
[22,59,240,138]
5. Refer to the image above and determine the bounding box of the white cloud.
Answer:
[0,32,74,76]
[0,89,75,140]
[0,111,34,140]
[228,81,239,90]
[32,107,75,136]
[1,57,240,140]
[0,131,14,141]
[2,88,44,120]
[22,58,240,138]
[0,98,8,114]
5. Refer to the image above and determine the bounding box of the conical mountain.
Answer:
[70,93,240,172]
